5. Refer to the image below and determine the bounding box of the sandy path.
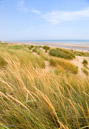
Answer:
[45,61,52,72]
[33,51,50,71]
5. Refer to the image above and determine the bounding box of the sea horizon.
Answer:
[5,40,89,45]
[4,39,89,50]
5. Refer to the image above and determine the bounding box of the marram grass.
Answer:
[0,43,89,129]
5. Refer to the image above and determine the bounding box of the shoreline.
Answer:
[4,41,89,51]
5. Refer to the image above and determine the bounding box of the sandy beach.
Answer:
[6,41,89,51]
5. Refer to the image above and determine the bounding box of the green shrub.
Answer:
[73,51,89,57]
[58,48,75,58]
[49,48,75,59]
[28,45,34,50]
[43,46,50,52]
[82,59,88,66]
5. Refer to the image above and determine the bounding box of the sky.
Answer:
[0,0,89,41]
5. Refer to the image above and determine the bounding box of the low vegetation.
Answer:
[0,43,89,129]
[42,45,50,52]
[8,44,24,50]
[81,68,89,75]
[32,47,42,55]
[73,50,89,57]
[82,59,88,66]
[28,45,34,50]
[49,57,78,74]
[0,56,7,68]
[49,48,75,59]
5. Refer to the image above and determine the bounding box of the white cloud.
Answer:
[16,0,29,12]
[16,0,40,14]
[17,0,24,7]
[31,9,40,14]
[43,7,89,24]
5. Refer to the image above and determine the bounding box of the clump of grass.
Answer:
[0,123,10,129]
[85,65,89,70]
[32,48,37,52]
[43,45,50,52]
[49,57,78,74]
[81,68,89,75]
[0,56,7,68]
[28,45,34,50]
[82,59,88,67]
[8,45,24,50]
[73,51,89,57]
[32,47,43,56]
[54,66,64,75]
[14,50,45,69]
[58,48,75,57]
[49,48,75,59]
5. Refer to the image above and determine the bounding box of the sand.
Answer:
[71,56,89,75]
[6,41,89,51]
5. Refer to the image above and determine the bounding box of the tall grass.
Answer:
[0,43,89,129]
[0,56,7,68]
[6,50,45,69]
[0,60,88,129]
[49,57,78,74]
[81,68,89,75]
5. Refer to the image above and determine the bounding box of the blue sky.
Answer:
[0,0,89,41]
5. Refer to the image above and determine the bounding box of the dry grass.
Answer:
[0,43,89,129]
[49,57,78,74]
[81,68,89,75]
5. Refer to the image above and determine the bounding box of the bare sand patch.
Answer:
[71,56,89,75]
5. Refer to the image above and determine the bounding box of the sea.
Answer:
[17,40,89,44]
